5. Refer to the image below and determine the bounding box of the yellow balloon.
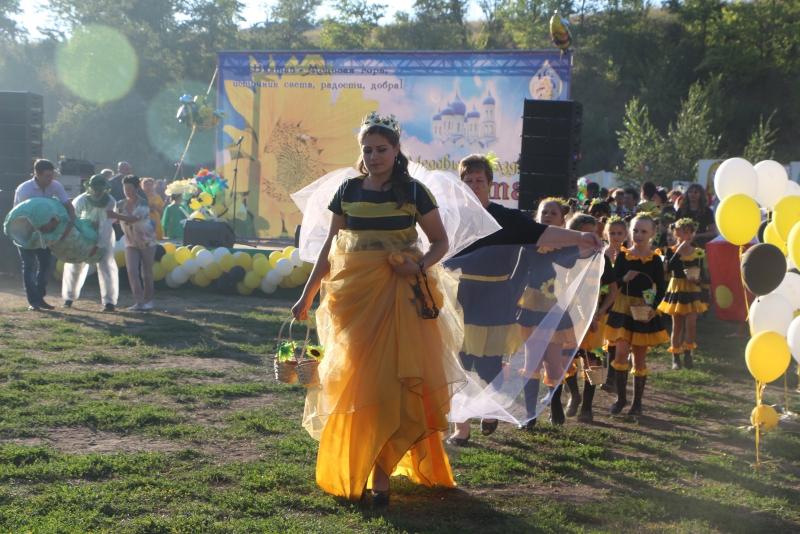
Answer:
[52,268,62,280]
[114,250,127,268]
[269,251,284,269]
[189,198,201,210]
[191,245,205,257]
[190,211,205,220]
[236,281,254,295]
[301,261,314,274]
[244,270,262,289]
[751,403,779,431]
[152,262,166,281]
[745,331,791,383]
[199,192,213,206]
[175,247,192,265]
[788,223,800,269]
[194,270,211,287]
[278,279,288,288]
[161,253,178,271]
[162,243,177,254]
[56,260,65,273]
[252,253,267,263]
[774,196,800,242]
[218,253,236,273]
[715,194,760,246]
[290,267,309,285]
[235,252,252,270]
[715,285,734,309]
[253,257,271,277]
[283,246,297,257]
[203,263,223,280]
[765,221,788,255]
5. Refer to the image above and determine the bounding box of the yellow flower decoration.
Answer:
[307,345,325,361]
[540,277,562,299]
[221,55,378,238]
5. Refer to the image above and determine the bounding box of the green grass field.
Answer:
[1,279,799,533]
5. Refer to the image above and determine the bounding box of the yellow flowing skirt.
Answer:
[304,230,465,500]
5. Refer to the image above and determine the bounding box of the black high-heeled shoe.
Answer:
[446,431,471,447]
[372,488,390,505]
[480,419,499,436]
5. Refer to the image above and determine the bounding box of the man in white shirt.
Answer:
[61,175,119,312]
[14,159,76,311]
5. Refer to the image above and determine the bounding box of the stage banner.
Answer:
[216,51,572,238]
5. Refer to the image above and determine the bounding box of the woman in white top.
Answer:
[107,175,157,311]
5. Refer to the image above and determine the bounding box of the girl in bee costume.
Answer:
[658,218,706,370]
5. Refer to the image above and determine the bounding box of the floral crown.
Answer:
[542,196,569,208]
[674,217,696,228]
[607,215,627,225]
[361,111,402,137]
[484,150,500,171]
[590,198,607,208]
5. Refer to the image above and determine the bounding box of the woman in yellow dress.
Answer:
[292,113,465,505]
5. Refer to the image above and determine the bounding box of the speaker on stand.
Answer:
[517,99,582,210]
[0,91,43,194]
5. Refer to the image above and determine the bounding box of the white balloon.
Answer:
[114,237,125,252]
[213,247,229,262]
[181,258,200,275]
[266,269,283,285]
[195,249,214,268]
[786,316,800,364]
[260,277,278,294]
[773,272,800,310]
[754,160,789,209]
[786,180,800,198]
[171,265,189,284]
[275,257,294,276]
[165,271,180,288]
[289,248,303,267]
[714,158,758,200]
[750,293,794,337]
[87,263,98,276]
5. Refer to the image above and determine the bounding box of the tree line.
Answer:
[0,0,797,186]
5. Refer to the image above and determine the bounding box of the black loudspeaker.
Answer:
[0,91,43,194]
[59,159,95,177]
[0,190,19,275]
[518,99,582,210]
[183,220,236,248]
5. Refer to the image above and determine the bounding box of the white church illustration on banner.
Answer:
[431,91,497,149]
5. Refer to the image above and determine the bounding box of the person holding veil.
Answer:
[291,112,471,505]
[445,155,602,445]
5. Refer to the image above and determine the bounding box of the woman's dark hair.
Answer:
[641,181,657,199]
[589,200,611,218]
[122,174,140,188]
[356,125,412,208]
[678,183,708,213]
[459,154,494,183]
[655,189,668,205]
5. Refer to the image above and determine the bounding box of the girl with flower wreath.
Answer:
[599,216,628,394]
[568,214,618,423]
[516,198,581,427]
[658,218,707,370]
[604,215,669,416]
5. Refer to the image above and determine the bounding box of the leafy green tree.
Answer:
[258,0,322,49]
[617,96,662,187]
[0,0,24,41]
[319,0,386,50]
[743,113,778,163]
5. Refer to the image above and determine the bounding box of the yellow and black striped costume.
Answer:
[658,246,708,316]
